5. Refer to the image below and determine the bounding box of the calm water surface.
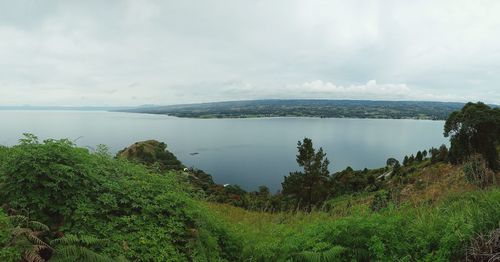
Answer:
[0,110,448,191]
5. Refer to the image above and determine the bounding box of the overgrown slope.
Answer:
[208,164,500,261]
[0,135,240,261]
[0,135,498,261]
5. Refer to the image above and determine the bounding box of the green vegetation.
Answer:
[209,188,500,261]
[118,99,477,120]
[282,138,330,212]
[117,140,184,171]
[1,102,499,261]
[445,102,500,170]
[0,135,239,261]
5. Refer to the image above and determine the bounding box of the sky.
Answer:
[0,0,499,106]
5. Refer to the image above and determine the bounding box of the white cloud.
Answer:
[0,0,498,106]
[278,80,476,102]
[302,80,410,97]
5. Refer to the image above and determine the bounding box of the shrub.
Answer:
[463,154,495,188]
[370,190,390,212]
[0,135,241,261]
[465,228,500,261]
[0,210,21,262]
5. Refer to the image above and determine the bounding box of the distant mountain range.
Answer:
[115,99,478,120]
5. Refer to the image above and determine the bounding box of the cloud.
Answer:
[301,80,410,97]
[275,80,478,102]
[0,0,498,105]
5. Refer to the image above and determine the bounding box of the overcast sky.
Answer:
[0,0,499,106]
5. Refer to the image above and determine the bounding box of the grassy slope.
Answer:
[1,139,498,261]
[206,163,500,261]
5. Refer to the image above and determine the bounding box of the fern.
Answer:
[27,220,50,232]
[50,235,115,262]
[50,234,105,246]
[8,215,52,261]
[50,245,111,262]
[23,249,46,262]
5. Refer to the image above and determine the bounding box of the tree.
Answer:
[386,158,399,167]
[403,156,409,166]
[409,154,415,164]
[392,162,401,177]
[422,150,428,158]
[282,138,330,212]
[430,147,440,163]
[444,102,500,170]
[438,144,449,162]
[415,151,423,162]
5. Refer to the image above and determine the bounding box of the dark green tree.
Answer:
[409,154,415,164]
[444,102,500,170]
[438,144,449,163]
[422,150,428,158]
[386,158,399,167]
[416,151,423,162]
[430,147,440,163]
[282,138,330,212]
[392,162,402,177]
[403,156,409,166]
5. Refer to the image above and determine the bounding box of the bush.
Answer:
[0,135,241,261]
[0,210,21,262]
[370,190,390,212]
[0,135,99,226]
[463,154,495,188]
[465,228,500,261]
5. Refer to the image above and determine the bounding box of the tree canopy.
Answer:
[444,102,500,170]
[282,138,330,212]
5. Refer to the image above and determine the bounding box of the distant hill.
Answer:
[116,99,470,120]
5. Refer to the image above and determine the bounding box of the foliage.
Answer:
[0,135,240,261]
[214,189,500,261]
[116,140,184,171]
[0,134,98,226]
[370,190,390,212]
[8,215,52,262]
[430,144,449,164]
[293,246,347,262]
[282,138,330,212]
[463,154,496,188]
[386,158,399,167]
[465,227,500,261]
[0,210,21,262]
[415,151,423,162]
[50,234,114,262]
[444,102,500,170]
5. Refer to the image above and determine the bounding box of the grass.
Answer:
[206,163,500,261]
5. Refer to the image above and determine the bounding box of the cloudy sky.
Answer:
[0,0,499,106]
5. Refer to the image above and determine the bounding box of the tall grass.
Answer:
[209,189,500,261]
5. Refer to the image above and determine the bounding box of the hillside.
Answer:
[116,99,468,120]
[0,136,498,261]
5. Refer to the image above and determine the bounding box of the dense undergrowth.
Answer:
[0,136,239,261]
[0,133,498,261]
[209,188,500,261]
